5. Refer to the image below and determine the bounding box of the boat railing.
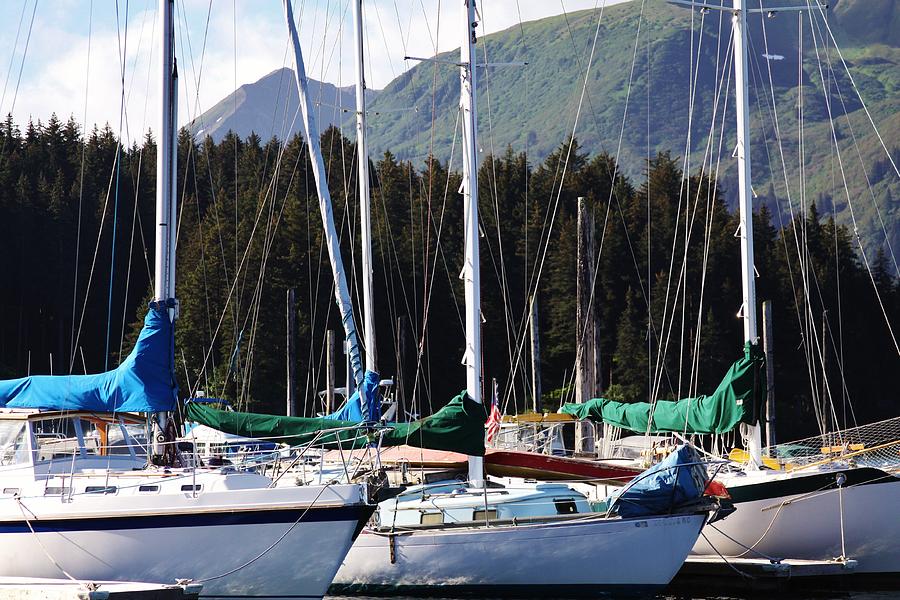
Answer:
[266,423,376,487]
[490,421,669,465]
[19,420,377,498]
[183,421,397,486]
[762,415,900,472]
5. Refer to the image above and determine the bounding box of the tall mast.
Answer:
[732,0,762,467]
[283,0,365,394]
[155,0,177,311]
[150,0,177,450]
[353,0,376,372]
[460,0,483,484]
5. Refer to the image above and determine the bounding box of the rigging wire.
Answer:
[747,4,841,434]
[514,0,609,411]
[0,0,39,187]
[805,6,898,280]
[515,0,534,411]
[810,3,900,182]
[1,0,37,129]
[0,1,29,117]
[181,0,357,409]
[118,0,156,362]
[104,0,130,371]
[570,0,659,416]
[475,2,527,413]
[405,0,443,416]
[648,4,708,406]
[178,0,218,388]
[801,2,899,361]
[755,3,815,415]
[70,0,94,372]
[689,4,731,397]
[498,0,622,413]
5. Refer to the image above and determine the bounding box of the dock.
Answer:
[0,577,202,600]
[673,556,858,591]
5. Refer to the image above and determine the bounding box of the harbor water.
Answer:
[325,594,900,600]
[654,592,900,600]
[200,592,900,600]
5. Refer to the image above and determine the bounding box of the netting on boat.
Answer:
[764,416,900,471]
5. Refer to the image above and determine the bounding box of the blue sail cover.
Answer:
[0,305,177,413]
[608,444,708,518]
[324,370,381,422]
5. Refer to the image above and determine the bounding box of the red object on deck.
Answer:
[323,446,641,483]
[484,449,640,483]
[703,479,731,499]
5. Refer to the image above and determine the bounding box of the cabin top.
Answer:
[0,408,145,425]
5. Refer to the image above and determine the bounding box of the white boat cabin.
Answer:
[0,409,270,501]
[377,481,593,528]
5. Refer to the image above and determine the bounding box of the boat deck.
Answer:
[0,577,202,600]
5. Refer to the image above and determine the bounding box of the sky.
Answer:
[0,0,628,145]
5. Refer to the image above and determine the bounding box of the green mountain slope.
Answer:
[360,0,898,260]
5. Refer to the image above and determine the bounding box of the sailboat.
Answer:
[0,1,374,597]
[326,1,721,593]
[548,0,900,576]
[669,0,900,575]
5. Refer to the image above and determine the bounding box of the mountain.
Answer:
[359,0,897,257]
[188,67,379,143]
[192,0,898,259]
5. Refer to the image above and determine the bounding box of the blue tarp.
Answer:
[609,444,708,518]
[0,305,177,413]
[323,370,381,422]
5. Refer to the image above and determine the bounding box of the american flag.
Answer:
[486,379,501,444]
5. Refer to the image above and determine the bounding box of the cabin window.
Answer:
[181,484,202,492]
[2,488,19,495]
[31,418,97,460]
[420,512,443,525]
[0,422,29,466]
[138,485,160,493]
[473,509,497,522]
[76,419,109,456]
[44,487,70,496]
[85,486,117,495]
[554,499,578,514]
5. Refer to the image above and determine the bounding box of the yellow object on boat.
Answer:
[728,448,782,470]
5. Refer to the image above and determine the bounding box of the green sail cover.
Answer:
[185,390,488,456]
[561,343,765,434]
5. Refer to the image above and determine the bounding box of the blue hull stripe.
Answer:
[0,504,371,534]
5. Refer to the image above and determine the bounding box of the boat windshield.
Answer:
[0,422,29,466]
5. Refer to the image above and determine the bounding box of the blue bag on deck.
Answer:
[609,444,708,518]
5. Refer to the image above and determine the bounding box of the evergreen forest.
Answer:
[0,114,897,441]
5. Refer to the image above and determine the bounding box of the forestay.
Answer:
[561,343,765,435]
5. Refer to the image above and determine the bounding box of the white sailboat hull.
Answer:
[0,482,371,598]
[333,513,706,594]
[693,467,900,574]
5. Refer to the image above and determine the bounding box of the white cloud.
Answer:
[3,1,159,143]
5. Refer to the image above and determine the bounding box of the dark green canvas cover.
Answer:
[561,343,765,434]
[185,389,488,456]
